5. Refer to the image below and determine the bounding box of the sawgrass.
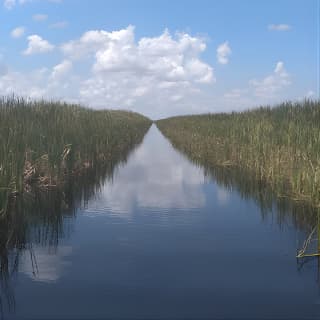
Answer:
[0,96,151,216]
[157,100,320,208]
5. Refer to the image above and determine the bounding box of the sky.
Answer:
[1,0,319,118]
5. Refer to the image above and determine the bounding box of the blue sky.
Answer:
[1,0,319,118]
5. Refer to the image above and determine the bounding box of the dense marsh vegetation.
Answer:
[0,96,151,309]
[157,100,320,208]
[0,96,151,216]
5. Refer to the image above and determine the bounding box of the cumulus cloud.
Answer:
[10,26,25,38]
[249,61,291,97]
[0,67,49,98]
[268,24,291,31]
[59,26,215,116]
[3,25,300,117]
[61,26,213,82]
[33,13,48,22]
[23,35,54,55]
[50,60,72,79]
[217,41,231,65]
[223,61,293,111]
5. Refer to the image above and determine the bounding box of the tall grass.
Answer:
[0,96,151,215]
[157,100,320,208]
[0,96,151,310]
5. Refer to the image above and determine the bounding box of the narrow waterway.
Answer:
[2,125,320,319]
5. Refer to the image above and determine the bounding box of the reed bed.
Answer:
[157,100,320,208]
[0,100,151,313]
[0,96,151,308]
[0,96,151,216]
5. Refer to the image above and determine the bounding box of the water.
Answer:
[2,125,320,319]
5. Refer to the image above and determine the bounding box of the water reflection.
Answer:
[20,245,72,283]
[160,125,320,285]
[1,125,320,318]
[203,165,318,231]
[156,125,319,232]
[0,132,146,314]
[87,125,320,278]
[85,126,206,217]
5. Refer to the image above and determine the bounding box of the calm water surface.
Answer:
[2,125,320,319]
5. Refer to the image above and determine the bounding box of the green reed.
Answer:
[0,120,151,312]
[157,100,320,208]
[0,96,151,215]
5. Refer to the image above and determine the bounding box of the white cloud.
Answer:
[1,24,302,118]
[222,61,293,111]
[0,58,297,117]
[217,41,231,65]
[10,26,25,38]
[23,35,54,55]
[33,13,48,22]
[268,24,291,31]
[59,26,215,117]
[249,61,291,97]
[61,26,213,83]
[0,67,49,98]
[50,21,68,29]
[50,60,72,79]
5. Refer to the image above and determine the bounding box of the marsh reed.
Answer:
[0,96,151,215]
[0,96,151,310]
[157,100,320,208]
